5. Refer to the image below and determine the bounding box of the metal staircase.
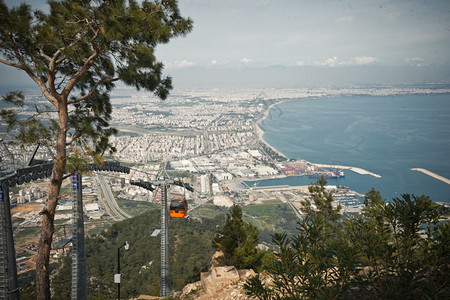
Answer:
[71,173,87,300]
[71,181,78,298]
[160,182,171,297]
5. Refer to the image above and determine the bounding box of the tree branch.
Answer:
[55,74,70,91]
[0,29,60,107]
[0,58,22,68]
[39,48,52,62]
[67,77,120,105]
[55,55,66,65]
[62,26,101,98]
[25,109,57,122]
[66,132,81,146]
[34,104,57,114]
[47,49,64,96]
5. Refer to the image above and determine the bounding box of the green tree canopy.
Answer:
[244,183,450,299]
[215,205,263,270]
[1,0,192,151]
[0,1,192,298]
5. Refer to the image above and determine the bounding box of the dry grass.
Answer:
[12,204,42,213]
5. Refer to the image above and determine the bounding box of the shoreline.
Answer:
[254,100,288,159]
[411,168,450,185]
[254,100,382,179]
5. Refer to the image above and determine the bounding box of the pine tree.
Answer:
[216,205,262,270]
[244,183,450,299]
[0,1,192,298]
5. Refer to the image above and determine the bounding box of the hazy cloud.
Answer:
[316,57,341,67]
[164,60,196,69]
[303,56,380,67]
[336,16,354,23]
[352,56,379,65]
[404,57,425,66]
[240,58,253,64]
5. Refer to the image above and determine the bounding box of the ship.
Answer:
[308,170,344,178]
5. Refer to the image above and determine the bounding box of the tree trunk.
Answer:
[35,102,67,300]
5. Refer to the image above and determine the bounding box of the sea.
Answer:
[249,93,450,204]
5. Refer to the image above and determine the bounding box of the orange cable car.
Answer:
[169,197,188,218]
[273,251,281,260]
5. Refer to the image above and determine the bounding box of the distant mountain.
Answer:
[165,65,450,89]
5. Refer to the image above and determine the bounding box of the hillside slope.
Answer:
[50,209,225,299]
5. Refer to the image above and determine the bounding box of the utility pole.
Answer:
[71,172,87,300]
[116,241,129,300]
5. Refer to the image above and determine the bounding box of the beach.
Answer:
[254,101,287,159]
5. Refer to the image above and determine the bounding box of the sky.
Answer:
[157,0,450,69]
[1,0,450,89]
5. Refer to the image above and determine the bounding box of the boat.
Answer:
[308,170,344,178]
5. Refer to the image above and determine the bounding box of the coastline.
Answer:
[254,99,382,179]
[254,100,288,159]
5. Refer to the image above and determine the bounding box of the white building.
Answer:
[200,174,210,194]
[85,203,100,213]
[212,171,233,181]
[248,149,262,158]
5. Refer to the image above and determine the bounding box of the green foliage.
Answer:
[116,198,158,216]
[243,202,299,243]
[45,210,223,299]
[244,181,450,300]
[0,0,192,156]
[18,262,61,299]
[215,205,263,270]
[1,91,24,106]
[1,2,192,295]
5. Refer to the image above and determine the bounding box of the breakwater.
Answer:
[411,168,450,185]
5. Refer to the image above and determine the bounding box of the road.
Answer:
[275,192,303,220]
[97,174,131,221]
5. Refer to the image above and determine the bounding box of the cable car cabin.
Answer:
[273,251,281,260]
[169,198,188,218]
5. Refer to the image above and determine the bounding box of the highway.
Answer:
[96,174,131,220]
[203,127,209,153]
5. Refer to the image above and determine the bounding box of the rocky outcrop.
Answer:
[175,266,257,300]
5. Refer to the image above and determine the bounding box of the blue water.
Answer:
[253,94,450,203]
